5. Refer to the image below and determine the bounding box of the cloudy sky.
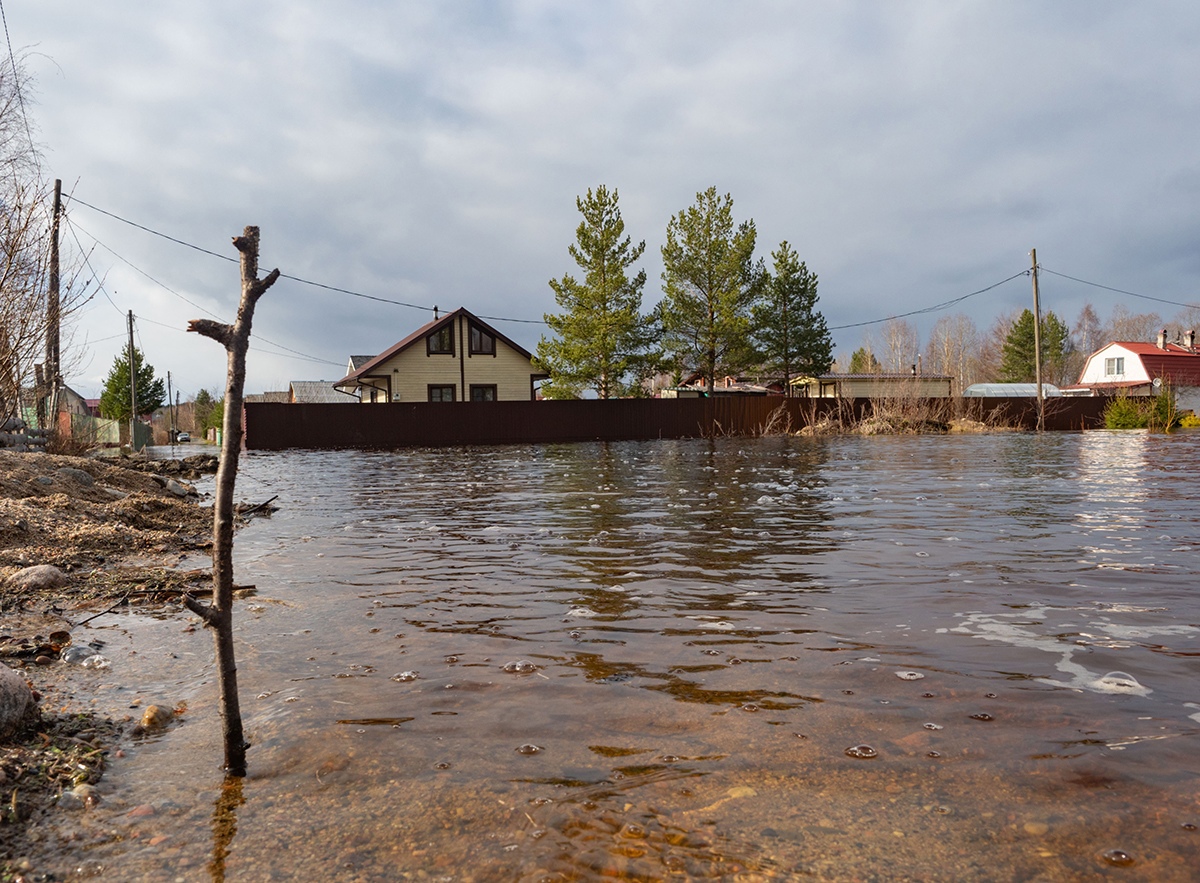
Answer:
[10,1,1200,398]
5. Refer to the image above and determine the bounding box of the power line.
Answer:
[135,313,345,368]
[67,215,224,320]
[828,270,1030,331]
[64,215,126,317]
[64,194,548,325]
[66,216,345,368]
[65,195,237,263]
[1038,267,1199,311]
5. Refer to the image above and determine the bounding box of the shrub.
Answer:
[1103,388,1181,431]
[1102,394,1146,429]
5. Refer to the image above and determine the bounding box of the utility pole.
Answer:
[127,310,137,450]
[40,179,63,431]
[1030,248,1044,432]
[167,371,174,445]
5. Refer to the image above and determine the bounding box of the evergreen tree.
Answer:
[99,343,166,420]
[848,347,880,374]
[193,388,224,434]
[659,187,759,395]
[751,241,832,394]
[1000,309,1070,383]
[537,186,659,398]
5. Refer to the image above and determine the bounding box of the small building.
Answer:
[1063,330,1200,410]
[791,373,953,398]
[334,307,547,403]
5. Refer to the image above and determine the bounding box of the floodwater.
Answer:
[38,433,1200,880]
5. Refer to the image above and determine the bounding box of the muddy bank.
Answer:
[0,449,219,879]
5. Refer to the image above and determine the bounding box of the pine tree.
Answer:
[1000,309,1069,384]
[751,241,832,394]
[659,187,759,395]
[99,343,166,420]
[537,186,659,398]
[848,347,880,374]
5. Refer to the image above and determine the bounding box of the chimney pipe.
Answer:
[1157,328,1167,349]
[1185,329,1196,350]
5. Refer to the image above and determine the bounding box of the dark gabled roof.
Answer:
[334,308,534,389]
[289,381,358,403]
[348,355,374,371]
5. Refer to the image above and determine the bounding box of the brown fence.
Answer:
[243,396,1111,451]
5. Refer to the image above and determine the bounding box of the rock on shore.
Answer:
[0,662,35,739]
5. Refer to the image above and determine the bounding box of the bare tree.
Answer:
[1169,304,1200,339]
[0,53,89,426]
[975,310,1018,383]
[1061,302,1105,385]
[875,318,920,373]
[183,227,279,776]
[1105,304,1162,344]
[924,313,979,394]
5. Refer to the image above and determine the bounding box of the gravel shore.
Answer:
[0,449,218,880]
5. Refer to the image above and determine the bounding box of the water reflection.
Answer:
[207,775,244,883]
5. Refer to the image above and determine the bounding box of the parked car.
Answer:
[176,431,191,443]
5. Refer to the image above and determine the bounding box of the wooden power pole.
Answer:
[127,310,137,449]
[1030,249,1044,432]
[46,179,62,427]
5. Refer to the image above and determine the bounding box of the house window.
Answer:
[428,385,456,402]
[427,325,454,355]
[469,324,495,355]
[1104,357,1125,376]
[470,384,497,402]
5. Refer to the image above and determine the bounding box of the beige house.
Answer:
[791,373,953,398]
[334,308,547,403]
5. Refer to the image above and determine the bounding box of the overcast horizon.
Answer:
[9,1,1199,399]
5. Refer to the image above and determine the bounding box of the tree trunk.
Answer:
[183,227,279,776]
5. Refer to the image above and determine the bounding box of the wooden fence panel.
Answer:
[243,396,1112,451]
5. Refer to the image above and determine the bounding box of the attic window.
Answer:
[428,324,454,355]
[470,324,495,355]
[1104,357,1124,376]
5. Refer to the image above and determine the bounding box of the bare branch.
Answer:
[187,319,234,348]
[181,593,219,627]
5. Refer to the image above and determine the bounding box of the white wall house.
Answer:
[1066,332,1200,411]
[334,307,547,403]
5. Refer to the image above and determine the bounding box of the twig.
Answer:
[239,495,278,517]
[71,591,132,627]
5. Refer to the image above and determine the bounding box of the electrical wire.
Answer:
[135,313,345,367]
[67,215,224,320]
[65,195,237,264]
[64,215,127,317]
[828,270,1030,331]
[1038,267,1200,311]
[66,216,346,368]
[67,195,1196,341]
[64,194,547,324]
